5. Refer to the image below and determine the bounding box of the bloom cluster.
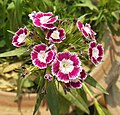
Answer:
[12,11,104,89]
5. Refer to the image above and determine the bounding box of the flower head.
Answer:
[77,21,96,40]
[88,41,104,65]
[44,74,53,81]
[65,69,87,89]
[12,26,28,47]
[31,43,56,69]
[29,11,58,30]
[46,28,66,43]
[52,52,82,83]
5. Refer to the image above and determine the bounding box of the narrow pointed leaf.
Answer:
[94,99,106,115]
[58,85,89,114]
[85,75,109,95]
[46,82,59,115]
[70,89,89,113]
[33,75,45,115]
[0,48,26,57]
[33,93,45,115]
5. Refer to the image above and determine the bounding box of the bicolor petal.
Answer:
[31,44,56,69]
[46,28,66,43]
[88,41,104,65]
[77,20,96,40]
[12,26,28,47]
[29,11,58,30]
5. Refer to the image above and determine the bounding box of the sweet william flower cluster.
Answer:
[12,11,104,89]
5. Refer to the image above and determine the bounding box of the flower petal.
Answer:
[70,80,82,88]
[33,19,41,27]
[31,50,38,60]
[91,57,97,65]
[16,28,23,36]
[46,50,54,64]
[12,35,18,43]
[69,67,81,79]
[33,58,47,69]
[81,28,89,38]
[45,30,53,40]
[97,57,102,63]
[44,12,53,17]
[97,44,104,57]
[79,69,87,81]
[47,16,58,24]
[42,24,56,29]
[13,42,25,47]
[77,21,83,31]
[90,41,96,48]
[57,72,69,83]
[58,28,66,39]
[70,54,81,66]
[57,52,70,61]
[33,44,47,53]
[35,12,44,18]
[23,26,28,35]
[52,60,60,75]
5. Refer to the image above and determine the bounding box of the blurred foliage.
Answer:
[0,0,120,115]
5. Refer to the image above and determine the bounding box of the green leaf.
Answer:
[58,85,89,114]
[94,100,106,115]
[70,89,89,113]
[33,75,45,115]
[85,75,109,95]
[33,93,45,115]
[0,48,26,57]
[46,82,59,115]
[58,93,70,114]
[0,39,6,47]
[75,0,98,11]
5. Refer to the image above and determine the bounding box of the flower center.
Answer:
[17,33,26,43]
[51,30,60,39]
[40,16,50,24]
[60,59,74,74]
[92,47,99,59]
[38,51,46,63]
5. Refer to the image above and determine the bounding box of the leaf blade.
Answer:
[0,48,26,57]
[85,75,109,95]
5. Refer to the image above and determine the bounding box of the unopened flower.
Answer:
[52,52,82,83]
[46,28,66,43]
[12,26,28,47]
[29,11,58,29]
[77,21,96,40]
[65,69,87,89]
[88,41,104,65]
[31,43,56,69]
[44,74,53,81]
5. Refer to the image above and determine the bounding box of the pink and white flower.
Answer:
[88,41,104,65]
[44,74,53,81]
[52,52,82,83]
[65,69,87,89]
[29,11,58,29]
[12,26,28,47]
[77,20,96,40]
[28,11,36,21]
[46,28,66,43]
[31,43,56,69]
